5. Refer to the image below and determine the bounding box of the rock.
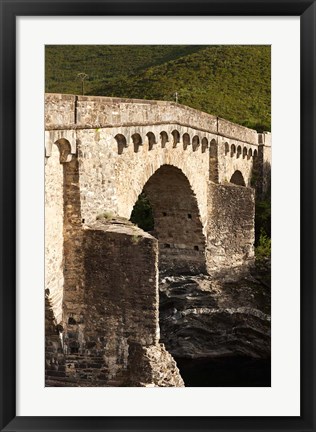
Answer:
[159,271,270,360]
[128,342,184,387]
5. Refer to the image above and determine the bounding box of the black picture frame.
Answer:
[1,1,315,431]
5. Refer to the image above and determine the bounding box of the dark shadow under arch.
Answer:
[192,135,200,152]
[146,132,156,151]
[182,133,190,150]
[201,137,208,153]
[209,139,218,183]
[54,138,72,163]
[230,170,246,186]
[160,131,169,148]
[130,165,206,276]
[132,133,142,153]
[231,144,236,157]
[115,134,127,155]
[172,130,180,148]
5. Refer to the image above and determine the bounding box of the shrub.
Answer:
[255,229,271,262]
[96,211,114,221]
[130,193,154,232]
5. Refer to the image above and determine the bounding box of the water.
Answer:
[175,356,271,387]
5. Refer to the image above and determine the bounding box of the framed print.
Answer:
[0,1,315,431]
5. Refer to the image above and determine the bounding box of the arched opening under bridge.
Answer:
[230,170,246,186]
[130,165,206,276]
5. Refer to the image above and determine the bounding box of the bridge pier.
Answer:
[206,182,255,276]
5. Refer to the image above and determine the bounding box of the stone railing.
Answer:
[45,93,259,145]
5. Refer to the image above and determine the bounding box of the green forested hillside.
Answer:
[45,45,270,131]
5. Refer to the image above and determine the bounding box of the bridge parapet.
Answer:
[45,94,76,127]
[258,132,271,146]
[45,94,258,145]
[217,117,258,145]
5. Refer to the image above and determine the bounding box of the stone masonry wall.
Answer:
[45,143,64,324]
[75,125,211,234]
[45,292,66,385]
[217,135,259,187]
[206,183,255,275]
[61,155,86,355]
[62,220,162,386]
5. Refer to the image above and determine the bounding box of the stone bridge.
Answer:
[45,94,271,386]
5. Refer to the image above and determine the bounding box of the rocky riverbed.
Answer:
[159,265,271,386]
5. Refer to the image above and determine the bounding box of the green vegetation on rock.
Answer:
[255,229,271,262]
[45,45,270,131]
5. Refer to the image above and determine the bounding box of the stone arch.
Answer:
[253,149,258,158]
[237,145,242,159]
[192,135,200,152]
[171,130,180,148]
[230,170,246,186]
[248,148,253,160]
[146,132,156,151]
[243,147,248,159]
[201,137,208,153]
[54,138,72,163]
[113,145,209,235]
[225,142,230,156]
[182,133,190,150]
[130,164,206,275]
[115,134,127,155]
[231,144,236,157]
[132,133,143,153]
[160,131,169,148]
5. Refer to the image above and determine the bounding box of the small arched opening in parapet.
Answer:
[115,134,127,155]
[253,149,258,158]
[192,135,200,152]
[201,137,208,153]
[182,133,190,150]
[237,145,242,159]
[172,130,180,148]
[146,132,156,151]
[130,164,206,276]
[248,148,253,160]
[54,138,72,163]
[230,170,246,186]
[132,133,143,153]
[210,139,217,157]
[209,139,218,183]
[160,131,169,148]
[243,147,248,159]
[225,142,230,156]
[231,144,236,157]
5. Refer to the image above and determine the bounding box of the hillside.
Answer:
[45,45,270,131]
